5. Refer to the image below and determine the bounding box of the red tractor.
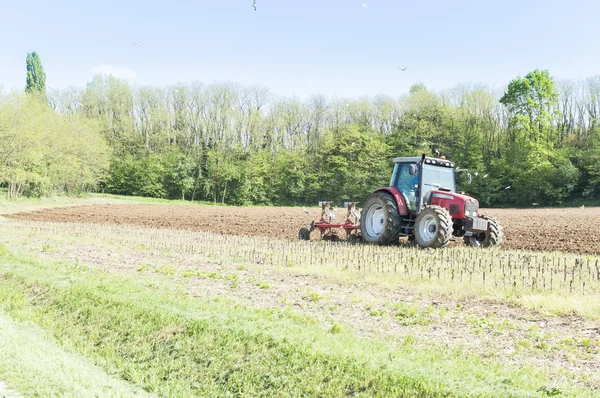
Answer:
[360,154,503,248]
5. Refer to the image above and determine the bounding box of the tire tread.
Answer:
[414,205,453,249]
[360,191,401,245]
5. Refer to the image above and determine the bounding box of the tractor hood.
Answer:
[430,190,479,219]
[431,190,478,203]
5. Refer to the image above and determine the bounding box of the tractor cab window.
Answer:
[421,164,456,203]
[394,163,419,211]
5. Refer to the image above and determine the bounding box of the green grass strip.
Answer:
[0,244,587,397]
[0,310,153,397]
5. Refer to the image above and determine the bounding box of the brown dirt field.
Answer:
[5,204,600,254]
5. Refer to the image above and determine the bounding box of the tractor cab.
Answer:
[359,154,503,249]
[390,156,458,214]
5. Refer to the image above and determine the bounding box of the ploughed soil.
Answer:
[5,204,600,254]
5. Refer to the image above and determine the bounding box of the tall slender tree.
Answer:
[25,51,46,95]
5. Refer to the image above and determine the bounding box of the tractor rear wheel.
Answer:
[360,191,401,245]
[413,206,453,249]
[463,216,503,248]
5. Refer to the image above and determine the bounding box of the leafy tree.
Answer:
[0,95,109,197]
[497,70,579,204]
[163,150,196,200]
[25,52,46,96]
[105,153,166,198]
[500,69,559,145]
[574,125,600,198]
[82,75,138,154]
[273,150,307,204]
[316,124,390,203]
[245,150,275,205]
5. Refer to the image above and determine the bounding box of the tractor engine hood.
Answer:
[431,190,477,203]
[430,190,479,219]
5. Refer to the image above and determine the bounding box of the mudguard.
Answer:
[375,187,408,216]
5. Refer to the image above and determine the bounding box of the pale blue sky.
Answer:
[1,0,599,98]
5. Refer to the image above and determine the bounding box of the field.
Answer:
[0,197,599,397]
[6,203,600,254]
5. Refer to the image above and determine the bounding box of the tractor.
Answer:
[360,154,503,248]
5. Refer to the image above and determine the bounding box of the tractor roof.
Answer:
[393,157,422,163]
[393,156,455,168]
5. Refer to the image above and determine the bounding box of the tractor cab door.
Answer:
[393,162,419,213]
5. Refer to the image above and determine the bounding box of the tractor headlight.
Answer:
[464,201,479,218]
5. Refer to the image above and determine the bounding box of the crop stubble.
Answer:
[5,204,600,254]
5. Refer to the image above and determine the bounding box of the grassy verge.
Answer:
[0,194,131,215]
[0,311,152,397]
[0,244,589,397]
[0,193,300,213]
[90,193,222,206]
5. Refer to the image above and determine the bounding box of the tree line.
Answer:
[1,53,599,206]
[0,53,109,198]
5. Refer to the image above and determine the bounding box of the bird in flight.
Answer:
[483,174,489,179]
[505,186,511,190]
[474,171,479,177]
[399,66,408,71]
[303,206,309,214]
[252,0,257,11]
[362,4,368,10]
[133,41,141,47]
[532,203,539,206]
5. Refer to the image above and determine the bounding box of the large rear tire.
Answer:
[360,191,401,245]
[413,206,453,249]
[464,216,503,248]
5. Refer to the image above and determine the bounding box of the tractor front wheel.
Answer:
[413,206,453,249]
[463,216,503,248]
[360,191,401,245]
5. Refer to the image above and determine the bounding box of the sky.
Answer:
[1,0,599,99]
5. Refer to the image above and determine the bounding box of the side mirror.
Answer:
[409,164,418,175]
[467,172,472,185]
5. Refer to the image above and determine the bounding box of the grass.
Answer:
[0,191,321,212]
[0,244,591,397]
[0,193,129,215]
[0,311,151,397]
[0,192,221,217]
[303,288,323,302]
[91,193,222,207]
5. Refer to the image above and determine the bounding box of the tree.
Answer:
[500,69,559,145]
[82,75,137,153]
[316,124,390,203]
[496,70,579,204]
[0,94,109,198]
[25,52,46,96]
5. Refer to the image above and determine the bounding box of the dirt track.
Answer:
[5,204,600,254]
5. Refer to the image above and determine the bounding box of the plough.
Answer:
[299,201,361,241]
